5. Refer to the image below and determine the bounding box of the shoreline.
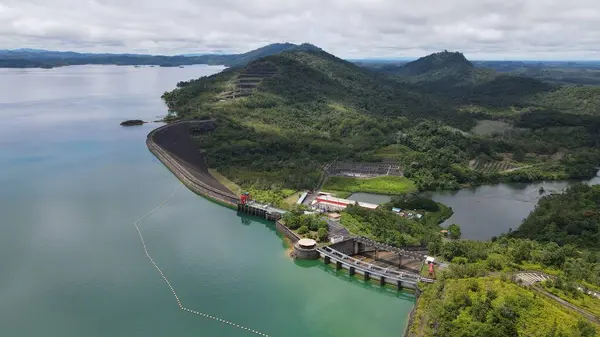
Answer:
[147,121,421,334]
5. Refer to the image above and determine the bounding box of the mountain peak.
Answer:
[400,50,473,76]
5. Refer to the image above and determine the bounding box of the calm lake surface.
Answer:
[345,177,600,241]
[348,192,392,205]
[0,65,413,337]
[423,177,600,240]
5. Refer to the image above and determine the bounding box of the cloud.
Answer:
[1,0,599,59]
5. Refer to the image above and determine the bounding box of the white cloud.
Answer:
[1,0,599,60]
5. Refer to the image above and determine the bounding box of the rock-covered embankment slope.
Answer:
[146,120,238,206]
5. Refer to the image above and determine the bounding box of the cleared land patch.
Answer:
[323,176,417,195]
[471,119,514,136]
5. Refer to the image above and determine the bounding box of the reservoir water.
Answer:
[424,177,600,240]
[0,66,413,337]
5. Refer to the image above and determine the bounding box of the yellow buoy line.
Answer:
[133,186,271,337]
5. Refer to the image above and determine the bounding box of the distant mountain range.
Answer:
[0,43,321,68]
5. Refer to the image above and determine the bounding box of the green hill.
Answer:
[512,184,600,248]
[378,51,600,117]
[162,47,600,191]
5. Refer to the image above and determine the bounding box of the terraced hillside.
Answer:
[219,63,278,100]
[470,160,519,173]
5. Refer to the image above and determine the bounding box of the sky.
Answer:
[1,0,599,60]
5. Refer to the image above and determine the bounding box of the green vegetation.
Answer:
[245,188,296,208]
[282,211,329,242]
[542,278,600,318]
[407,183,600,336]
[409,235,600,336]
[208,169,242,195]
[322,176,417,195]
[163,47,600,192]
[511,184,600,248]
[447,224,462,239]
[340,202,446,246]
[408,277,598,337]
[473,60,600,86]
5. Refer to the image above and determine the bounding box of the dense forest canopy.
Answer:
[512,184,600,248]
[408,193,600,336]
[162,46,600,191]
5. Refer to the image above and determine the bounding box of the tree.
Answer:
[513,149,526,162]
[448,224,462,239]
[298,226,309,235]
[427,235,443,256]
[317,227,328,242]
[576,319,596,337]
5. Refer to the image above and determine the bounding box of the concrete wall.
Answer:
[276,220,301,243]
[329,238,356,255]
[293,244,319,260]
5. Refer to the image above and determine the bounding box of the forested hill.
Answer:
[373,50,600,117]
[0,43,318,68]
[162,46,600,191]
[162,47,483,189]
[165,48,471,128]
[512,184,600,248]
[386,50,477,80]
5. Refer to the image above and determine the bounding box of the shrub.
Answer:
[452,257,469,265]
[317,227,328,242]
[298,226,309,234]
[486,253,506,271]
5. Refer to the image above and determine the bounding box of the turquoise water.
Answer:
[0,65,414,337]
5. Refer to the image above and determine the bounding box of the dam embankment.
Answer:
[146,120,238,207]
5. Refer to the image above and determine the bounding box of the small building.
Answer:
[357,201,378,210]
[330,235,344,244]
[392,207,402,213]
[297,191,308,205]
[415,214,423,219]
[315,194,378,211]
[328,213,342,221]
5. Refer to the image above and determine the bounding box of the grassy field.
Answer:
[322,176,417,195]
[208,169,242,195]
[246,188,296,208]
[282,191,303,208]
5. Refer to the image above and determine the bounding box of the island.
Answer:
[147,43,600,336]
[120,119,145,126]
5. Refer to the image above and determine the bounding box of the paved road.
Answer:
[532,285,600,325]
[514,272,599,324]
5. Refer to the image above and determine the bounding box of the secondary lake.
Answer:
[348,178,600,241]
[424,177,600,240]
[0,65,413,337]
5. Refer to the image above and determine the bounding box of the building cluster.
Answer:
[392,207,423,220]
[311,193,378,212]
